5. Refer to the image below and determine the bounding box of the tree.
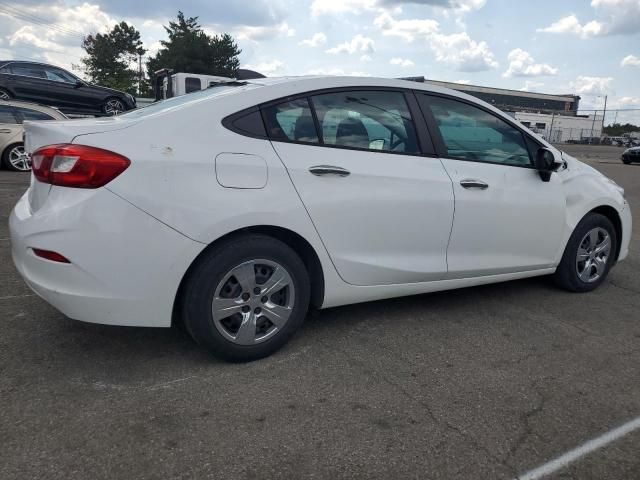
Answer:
[603,123,640,136]
[146,12,241,81]
[82,22,146,95]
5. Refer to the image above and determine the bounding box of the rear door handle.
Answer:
[460,179,489,190]
[309,165,350,177]
[0,129,12,134]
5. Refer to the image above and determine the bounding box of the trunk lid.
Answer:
[24,117,136,212]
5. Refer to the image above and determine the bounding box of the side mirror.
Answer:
[534,147,560,182]
[74,79,84,88]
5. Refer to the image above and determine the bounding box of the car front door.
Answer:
[417,93,566,278]
[265,89,455,286]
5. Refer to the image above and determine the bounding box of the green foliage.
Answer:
[146,12,241,80]
[604,123,640,136]
[81,22,146,95]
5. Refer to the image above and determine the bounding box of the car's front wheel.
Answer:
[2,143,30,172]
[103,98,126,116]
[0,88,11,100]
[553,213,617,292]
[181,234,310,362]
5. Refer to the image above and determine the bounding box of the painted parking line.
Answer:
[515,416,640,480]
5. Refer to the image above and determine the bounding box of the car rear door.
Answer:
[265,89,454,286]
[7,63,52,104]
[417,92,566,278]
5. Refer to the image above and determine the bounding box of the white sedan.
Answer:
[10,76,632,361]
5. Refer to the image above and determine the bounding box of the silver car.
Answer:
[0,100,66,171]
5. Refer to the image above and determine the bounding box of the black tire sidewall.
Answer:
[182,235,310,362]
[554,213,617,292]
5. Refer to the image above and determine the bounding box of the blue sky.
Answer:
[0,0,638,117]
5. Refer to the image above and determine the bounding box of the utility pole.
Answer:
[138,54,143,96]
[601,95,607,140]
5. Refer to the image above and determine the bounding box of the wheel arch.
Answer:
[172,225,326,325]
[589,205,623,261]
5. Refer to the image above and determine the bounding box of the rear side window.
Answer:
[0,105,16,123]
[262,98,318,143]
[15,107,55,123]
[422,95,532,167]
[10,63,47,79]
[311,90,419,154]
[185,77,202,93]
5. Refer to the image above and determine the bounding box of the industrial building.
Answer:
[402,77,601,143]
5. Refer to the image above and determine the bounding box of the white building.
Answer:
[513,111,604,143]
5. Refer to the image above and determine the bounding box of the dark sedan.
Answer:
[0,61,135,116]
[622,146,640,164]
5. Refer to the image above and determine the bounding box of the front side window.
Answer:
[44,67,76,83]
[311,90,419,154]
[262,98,318,143]
[0,105,16,124]
[424,95,532,167]
[11,63,47,79]
[16,107,55,122]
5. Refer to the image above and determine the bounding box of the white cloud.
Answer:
[374,12,439,42]
[520,80,545,92]
[538,0,640,38]
[615,96,640,107]
[360,54,373,62]
[245,60,285,75]
[390,57,415,67]
[503,48,558,77]
[306,67,370,76]
[300,32,327,47]
[374,12,497,71]
[311,0,485,16]
[236,22,295,41]
[569,76,614,95]
[455,79,471,84]
[621,54,640,67]
[326,34,375,54]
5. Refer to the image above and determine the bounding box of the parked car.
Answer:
[622,146,640,164]
[10,76,632,361]
[0,61,136,116]
[0,100,66,171]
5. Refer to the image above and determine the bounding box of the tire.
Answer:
[553,213,617,292]
[0,88,11,100]
[622,156,631,164]
[2,143,30,172]
[181,234,310,362]
[103,97,126,116]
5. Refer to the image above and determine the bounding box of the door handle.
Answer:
[309,165,350,177]
[0,129,12,134]
[460,179,489,190]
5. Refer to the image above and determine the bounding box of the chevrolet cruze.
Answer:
[10,76,632,361]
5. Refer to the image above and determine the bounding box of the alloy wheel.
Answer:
[104,99,125,115]
[575,227,611,283]
[211,259,295,345]
[8,145,30,171]
[0,90,10,100]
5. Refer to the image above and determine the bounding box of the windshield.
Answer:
[120,83,262,119]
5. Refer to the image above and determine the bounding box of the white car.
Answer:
[10,76,632,361]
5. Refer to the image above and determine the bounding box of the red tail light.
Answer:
[31,144,130,188]
[32,248,71,263]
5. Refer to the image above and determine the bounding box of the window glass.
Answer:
[10,63,47,79]
[44,67,76,83]
[15,107,55,122]
[262,98,318,143]
[0,105,16,123]
[425,95,531,166]
[185,77,202,93]
[311,90,418,153]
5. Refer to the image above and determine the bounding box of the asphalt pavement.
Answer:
[1,144,639,479]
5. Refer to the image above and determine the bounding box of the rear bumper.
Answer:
[10,187,204,327]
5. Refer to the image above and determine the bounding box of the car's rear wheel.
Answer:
[0,88,11,100]
[181,234,310,362]
[622,156,631,164]
[103,98,125,116]
[553,213,617,292]
[2,143,30,172]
